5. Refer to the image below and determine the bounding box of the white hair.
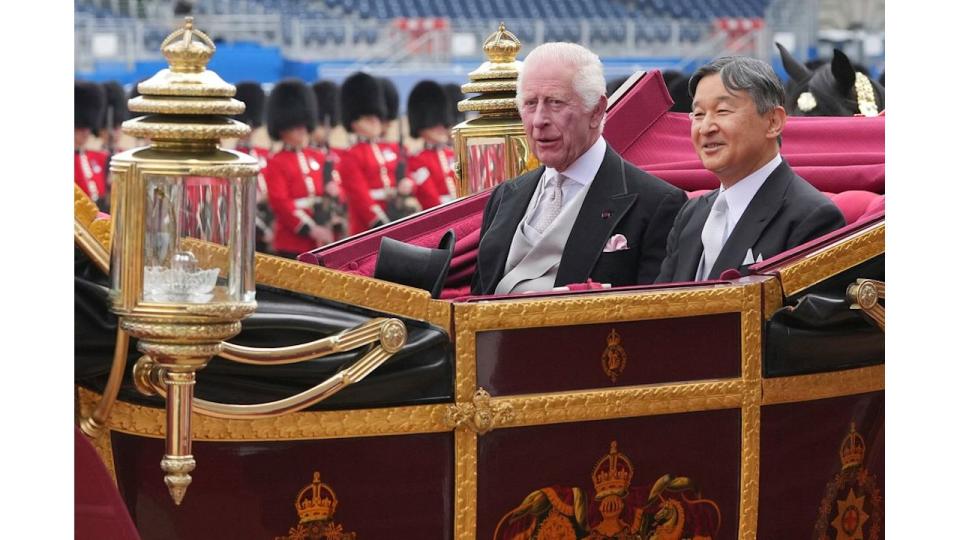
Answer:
[516,42,606,111]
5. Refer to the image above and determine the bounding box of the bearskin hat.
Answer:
[233,81,265,128]
[668,75,693,113]
[102,81,128,129]
[380,77,399,122]
[312,80,341,127]
[340,72,387,131]
[443,83,465,125]
[75,81,107,136]
[266,78,318,141]
[407,80,450,136]
[605,76,629,98]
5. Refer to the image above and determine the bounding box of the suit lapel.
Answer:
[676,191,716,281]
[709,161,792,278]
[556,147,637,285]
[478,167,543,292]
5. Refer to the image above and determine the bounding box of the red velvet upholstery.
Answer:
[303,70,884,295]
[75,428,140,540]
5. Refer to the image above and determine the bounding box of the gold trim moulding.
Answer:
[128,96,245,116]
[458,98,521,113]
[456,284,747,332]
[761,365,884,405]
[776,221,885,297]
[460,80,518,94]
[488,379,746,429]
[253,253,451,331]
[137,71,237,97]
[121,119,251,141]
[76,386,454,441]
[75,218,110,274]
[739,385,761,539]
[454,428,478,540]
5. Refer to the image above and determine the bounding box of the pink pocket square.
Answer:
[602,233,629,252]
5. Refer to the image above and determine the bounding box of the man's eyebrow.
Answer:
[691,94,736,108]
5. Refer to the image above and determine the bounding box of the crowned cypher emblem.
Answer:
[814,422,882,540]
[275,471,356,540]
[601,329,627,383]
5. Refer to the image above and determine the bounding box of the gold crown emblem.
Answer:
[607,329,621,347]
[295,472,338,523]
[592,441,634,499]
[839,422,866,470]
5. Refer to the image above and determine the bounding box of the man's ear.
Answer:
[767,105,787,140]
[591,95,608,128]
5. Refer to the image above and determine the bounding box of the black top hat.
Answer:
[234,81,265,128]
[75,81,107,136]
[442,83,465,125]
[380,77,399,122]
[407,80,450,136]
[312,80,341,127]
[374,230,456,299]
[341,72,387,130]
[266,78,318,141]
[102,81,128,129]
[668,75,693,113]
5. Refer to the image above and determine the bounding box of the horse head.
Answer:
[777,42,884,116]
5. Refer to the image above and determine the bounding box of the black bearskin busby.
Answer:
[380,77,399,122]
[312,80,341,127]
[340,72,387,131]
[605,76,629,98]
[442,83,465,125]
[102,81,127,129]
[266,78,318,141]
[234,81,265,129]
[75,81,107,136]
[668,74,693,113]
[407,80,450,136]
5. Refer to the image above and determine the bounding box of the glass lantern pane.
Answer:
[466,137,507,193]
[140,174,254,304]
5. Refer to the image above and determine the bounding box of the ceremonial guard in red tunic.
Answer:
[310,80,349,240]
[338,72,427,234]
[234,81,275,253]
[75,81,110,211]
[263,79,344,259]
[406,80,458,207]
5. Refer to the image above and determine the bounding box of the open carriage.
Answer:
[74,26,883,540]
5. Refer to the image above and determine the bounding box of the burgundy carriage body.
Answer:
[76,69,884,540]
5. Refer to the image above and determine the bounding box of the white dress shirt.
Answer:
[520,137,607,241]
[695,153,782,279]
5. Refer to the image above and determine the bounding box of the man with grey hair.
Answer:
[656,56,845,283]
[472,42,685,295]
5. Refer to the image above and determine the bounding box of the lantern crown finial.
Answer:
[161,16,216,73]
[483,22,521,64]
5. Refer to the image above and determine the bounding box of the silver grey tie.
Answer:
[700,191,729,279]
[533,174,566,233]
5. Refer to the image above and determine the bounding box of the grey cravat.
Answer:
[533,174,566,233]
[699,191,729,279]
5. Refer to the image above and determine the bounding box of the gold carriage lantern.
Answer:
[451,22,539,196]
[108,17,259,505]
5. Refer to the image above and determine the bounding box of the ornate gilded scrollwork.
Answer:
[445,388,515,435]
[847,279,885,331]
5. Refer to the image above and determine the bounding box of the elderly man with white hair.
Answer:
[471,42,685,295]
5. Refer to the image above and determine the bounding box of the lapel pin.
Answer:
[601,210,611,219]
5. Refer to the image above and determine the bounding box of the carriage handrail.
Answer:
[133,318,407,419]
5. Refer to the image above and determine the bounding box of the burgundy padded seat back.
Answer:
[301,193,489,299]
[75,427,141,540]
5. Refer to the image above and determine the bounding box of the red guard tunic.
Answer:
[237,144,275,252]
[75,149,109,208]
[408,144,456,207]
[339,139,438,234]
[264,146,342,256]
